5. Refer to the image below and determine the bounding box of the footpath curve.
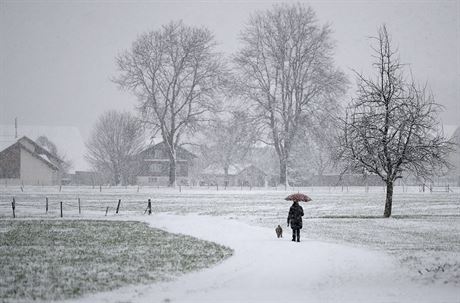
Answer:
[71,214,459,303]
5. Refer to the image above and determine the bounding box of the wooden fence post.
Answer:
[116,199,121,214]
[60,201,63,218]
[46,197,48,213]
[78,198,81,214]
[12,197,16,218]
[99,185,102,192]
[148,199,152,215]
[105,206,109,216]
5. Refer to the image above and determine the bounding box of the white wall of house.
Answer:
[137,176,191,186]
[20,148,60,185]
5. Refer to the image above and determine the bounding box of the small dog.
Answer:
[275,225,283,238]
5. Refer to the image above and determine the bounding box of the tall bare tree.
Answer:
[234,4,347,186]
[85,110,145,185]
[201,111,259,185]
[115,21,226,187]
[338,25,453,217]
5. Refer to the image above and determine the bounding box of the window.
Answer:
[150,163,162,174]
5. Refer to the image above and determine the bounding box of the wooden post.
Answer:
[148,199,152,215]
[59,185,62,192]
[46,197,48,213]
[99,185,102,192]
[105,206,109,216]
[20,186,24,192]
[12,197,16,218]
[78,197,81,214]
[179,185,182,193]
[60,201,63,218]
[116,199,121,214]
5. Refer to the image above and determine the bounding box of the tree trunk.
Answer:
[279,158,288,186]
[169,156,176,187]
[384,180,394,217]
[224,165,229,187]
[113,167,120,186]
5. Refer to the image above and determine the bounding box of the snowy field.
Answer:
[0,185,459,302]
[0,219,232,301]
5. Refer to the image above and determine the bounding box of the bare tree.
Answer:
[201,111,258,185]
[114,21,227,187]
[338,25,453,217]
[234,4,347,186]
[36,135,73,173]
[85,110,145,186]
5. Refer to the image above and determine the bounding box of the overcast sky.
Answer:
[1,0,459,140]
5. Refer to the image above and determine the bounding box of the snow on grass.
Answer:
[0,219,233,301]
[0,186,459,286]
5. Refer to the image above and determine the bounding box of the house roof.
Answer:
[140,141,197,159]
[0,136,60,171]
[0,124,88,172]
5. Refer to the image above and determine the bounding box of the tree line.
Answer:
[85,3,454,218]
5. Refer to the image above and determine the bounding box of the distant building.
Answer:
[136,142,197,186]
[200,164,268,187]
[0,124,89,173]
[0,136,63,185]
[304,173,384,186]
[63,170,103,186]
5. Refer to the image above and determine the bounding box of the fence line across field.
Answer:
[0,184,458,219]
[0,184,457,195]
[0,196,154,218]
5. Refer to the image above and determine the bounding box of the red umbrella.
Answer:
[285,193,312,202]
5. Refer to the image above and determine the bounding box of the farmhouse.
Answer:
[136,142,197,186]
[0,136,63,185]
[200,164,267,187]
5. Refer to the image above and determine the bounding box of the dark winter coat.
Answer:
[287,202,304,230]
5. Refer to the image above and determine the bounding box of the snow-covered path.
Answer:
[71,214,459,303]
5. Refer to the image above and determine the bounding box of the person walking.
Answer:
[287,200,304,242]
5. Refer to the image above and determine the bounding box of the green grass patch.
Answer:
[0,219,233,301]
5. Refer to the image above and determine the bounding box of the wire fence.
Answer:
[0,195,154,218]
[1,184,458,219]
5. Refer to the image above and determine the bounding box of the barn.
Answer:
[0,136,63,185]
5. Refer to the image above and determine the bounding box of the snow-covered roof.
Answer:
[0,124,89,173]
[441,125,459,140]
